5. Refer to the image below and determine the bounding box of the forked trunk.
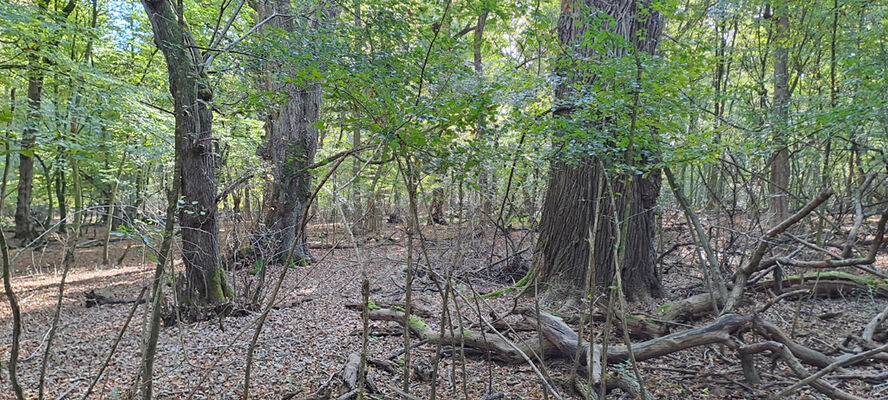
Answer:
[142,0,230,304]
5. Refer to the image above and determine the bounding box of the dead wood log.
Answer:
[367,308,559,362]
[862,303,888,346]
[752,273,888,298]
[333,352,380,399]
[655,291,725,323]
[346,301,434,318]
[369,307,753,368]
[342,353,361,391]
[753,319,834,368]
[84,289,146,308]
[367,358,399,374]
[738,341,864,400]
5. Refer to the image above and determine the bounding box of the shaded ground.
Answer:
[1,222,887,399]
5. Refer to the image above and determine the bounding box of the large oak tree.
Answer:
[533,0,664,303]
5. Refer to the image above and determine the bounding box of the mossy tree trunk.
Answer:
[141,0,230,304]
[532,0,664,303]
[251,0,321,265]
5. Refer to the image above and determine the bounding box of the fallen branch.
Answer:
[723,190,833,313]
[776,342,888,399]
[84,289,147,307]
[862,304,888,345]
[738,341,863,400]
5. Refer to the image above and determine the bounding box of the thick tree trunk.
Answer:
[263,83,319,264]
[534,163,662,301]
[252,0,320,265]
[533,0,664,302]
[142,0,230,304]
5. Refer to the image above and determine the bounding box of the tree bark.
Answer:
[533,0,664,302]
[252,0,320,265]
[15,62,41,239]
[769,3,790,224]
[141,0,230,304]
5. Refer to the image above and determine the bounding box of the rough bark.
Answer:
[533,0,664,302]
[141,0,230,304]
[252,0,320,265]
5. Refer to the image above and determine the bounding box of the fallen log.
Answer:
[655,291,725,323]
[739,341,864,400]
[862,303,888,345]
[369,307,751,365]
[752,272,888,298]
[367,308,558,362]
[84,289,145,308]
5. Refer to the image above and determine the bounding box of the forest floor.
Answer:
[1,220,887,400]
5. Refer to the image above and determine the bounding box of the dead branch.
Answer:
[84,289,147,307]
[367,308,558,363]
[738,341,864,400]
[753,319,834,367]
[723,190,833,313]
[862,303,888,345]
[369,307,751,365]
[776,342,888,399]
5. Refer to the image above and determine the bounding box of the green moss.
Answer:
[772,271,886,287]
[408,314,428,331]
[480,287,516,299]
[462,329,473,337]
[478,269,533,299]
[202,267,232,304]
[623,312,641,321]
[367,300,381,310]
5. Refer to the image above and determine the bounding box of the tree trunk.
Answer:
[263,83,319,264]
[532,0,663,302]
[252,0,320,265]
[15,66,41,239]
[769,4,790,224]
[141,0,230,304]
[55,163,66,231]
[473,11,491,217]
[1,88,14,218]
